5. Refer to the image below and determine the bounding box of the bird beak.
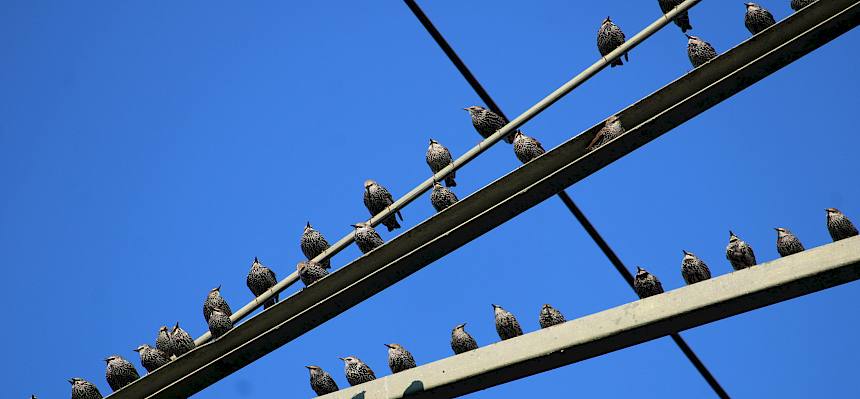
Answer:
[773,227,779,231]
[384,343,393,349]
[682,250,689,256]
[68,379,75,384]
[103,358,111,362]
[685,34,693,39]
[174,321,180,329]
[462,107,469,111]
[338,357,346,361]
[305,365,313,369]
[729,230,734,237]
[133,348,141,352]
[491,304,498,309]
[350,224,358,228]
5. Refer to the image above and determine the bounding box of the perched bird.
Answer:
[492,304,523,340]
[202,285,232,323]
[744,3,776,35]
[104,355,140,392]
[133,344,171,373]
[155,326,173,358]
[426,139,457,187]
[385,343,417,374]
[681,250,712,285]
[246,257,278,309]
[658,0,693,32]
[340,356,376,386]
[301,222,331,269]
[791,0,816,11]
[430,181,459,212]
[450,323,479,354]
[512,131,546,164]
[69,378,103,399]
[364,180,403,232]
[306,365,339,396]
[826,208,858,241]
[726,230,757,270]
[297,260,329,286]
[464,105,516,143]
[538,304,566,329]
[686,34,718,68]
[775,227,805,257]
[633,267,664,298]
[597,16,628,67]
[208,308,233,338]
[351,221,385,254]
[171,322,196,358]
[587,115,625,151]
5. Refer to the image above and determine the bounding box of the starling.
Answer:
[512,131,546,164]
[426,139,457,187]
[826,208,858,242]
[430,181,459,212]
[246,257,278,309]
[155,325,173,358]
[202,285,232,323]
[538,304,566,329]
[171,322,196,358]
[492,304,523,341]
[69,378,103,399]
[133,344,171,373]
[364,179,403,231]
[686,34,718,68]
[775,227,805,257]
[208,308,233,338]
[791,0,816,11]
[464,105,516,144]
[658,0,693,32]
[301,222,331,269]
[597,16,628,67]
[340,356,376,386]
[351,221,385,254]
[104,355,140,392]
[681,250,712,285]
[450,323,479,354]
[297,260,329,286]
[726,230,757,270]
[385,343,417,374]
[587,115,625,151]
[633,267,664,298]
[306,365,339,396]
[744,3,776,35]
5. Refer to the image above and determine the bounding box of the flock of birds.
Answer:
[51,1,827,399]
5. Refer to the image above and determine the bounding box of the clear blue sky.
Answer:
[2,1,858,398]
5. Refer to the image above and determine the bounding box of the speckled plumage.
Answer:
[512,131,545,164]
[775,227,805,257]
[364,180,402,231]
[464,106,516,143]
[426,139,456,187]
[658,0,693,32]
[171,322,195,357]
[385,343,417,374]
[587,116,625,151]
[597,17,628,67]
[341,356,376,386]
[791,0,816,11]
[70,378,103,399]
[208,308,233,338]
[134,344,170,373]
[726,230,757,270]
[745,3,776,35]
[297,260,329,286]
[681,250,712,285]
[633,267,664,298]
[492,304,523,341]
[104,355,140,392]
[306,365,339,396]
[686,34,718,68]
[155,326,172,358]
[246,257,278,309]
[301,223,331,269]
[538,304,566,329]
[826,208,858,242]
[431,182,459,212]
[450,323,479,354]
[352,222,385,254]
[203,286,232,323]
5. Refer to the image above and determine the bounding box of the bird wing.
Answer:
[263,267,277,284]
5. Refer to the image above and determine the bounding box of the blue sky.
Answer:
[2,1,858,398]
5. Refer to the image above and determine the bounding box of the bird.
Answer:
[450,323,479,354]
[492,304,523,340]
[246,257,278,309]
[426,139,457,187]
[686,34,718,68]
[464,105,516,143]
[744,3,776,35]
[202,285,232,323]
[297,260,329,287]
[306,365,339,396]
[133,344,171,373]
[826,208,858,241]
[597,16,628,67]
[171,322,196,358]
[301,222,331,269]
[351,221,385,254]
[208,308,233,338]
[69,377,103,399]
[364,179,403,232]
[104,355,140,392]
[538,304,566,329]
[681,250,712,285]
[587,115,625,151]
[385,343,417,374]
[633,267,664,298]
[775,227,805,257]
[658,0,693,32]
[726,230,757,270]
[791,0,816,11]
[431,181,459,212]
[155,325,173,358]
[512,131,546,164]
[340,356,377,386]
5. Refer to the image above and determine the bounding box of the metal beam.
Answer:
[320,237,860,398]
[106,1,860,397]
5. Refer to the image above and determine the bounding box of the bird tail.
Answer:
[444,175,457,187]
[504,130,517,144]
[610,58,623,67]
[676,13,692,32]
[384,216,401,231]
[263,296,278,310]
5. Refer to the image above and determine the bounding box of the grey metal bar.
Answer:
[320,237,860,398]
[106,1,859,397]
